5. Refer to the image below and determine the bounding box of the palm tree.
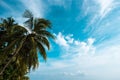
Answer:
[0,10,55,76]
[19,10,55,70]
[0,17,28,79]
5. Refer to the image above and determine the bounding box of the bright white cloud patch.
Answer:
[55,32,96,57]
[54,32,69,47]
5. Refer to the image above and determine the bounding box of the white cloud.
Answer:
[54,32,96,56]
[65,34,74,44]
[54,32,69,47]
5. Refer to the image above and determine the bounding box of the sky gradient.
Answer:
[1,0,120,80]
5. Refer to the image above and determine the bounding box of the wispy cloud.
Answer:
[47,0,72,9]
[0,0,13,11]
[95,0,114,18]
[81,0,120,45]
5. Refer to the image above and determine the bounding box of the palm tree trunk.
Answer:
[0,37,27,75]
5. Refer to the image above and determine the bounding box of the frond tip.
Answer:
[23,10,33,18]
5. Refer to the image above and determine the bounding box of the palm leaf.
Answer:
[34,18,51,31]
[12,25,28,33]
[37,18,51,28]
[24,18,33,29]
[2,38,18,53]
[23,10,33,29]
[23,10,33,18]
[36,36,50,50]
[35,38,47,60]
[29,37,38,70]
[37,30,55,39]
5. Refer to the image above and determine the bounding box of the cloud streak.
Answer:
[0,0,13,11]
[47,0,72,9]
[81,0,120,46]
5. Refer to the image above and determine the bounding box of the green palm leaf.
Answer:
[37,30,55,39]
[35,38,47,60]
[36,36,50,50]
[34,18,51,31]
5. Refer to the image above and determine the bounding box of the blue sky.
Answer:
[1,0,120,80]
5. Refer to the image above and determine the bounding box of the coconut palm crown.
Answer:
[19,10,55,70]
[0,10,55,76]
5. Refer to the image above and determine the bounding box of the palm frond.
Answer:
[2,38,18,53]
[0,17,17,33]
[34,18,51,31]
[23,10,33,29]
[36,36,50,50]
[23,10,33,18]
[37,30,55,39]
[37,18,51,28]
[24,18,33,29]
[29,37,39,70]
[12,25,28,34]
[35,38,47,60]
